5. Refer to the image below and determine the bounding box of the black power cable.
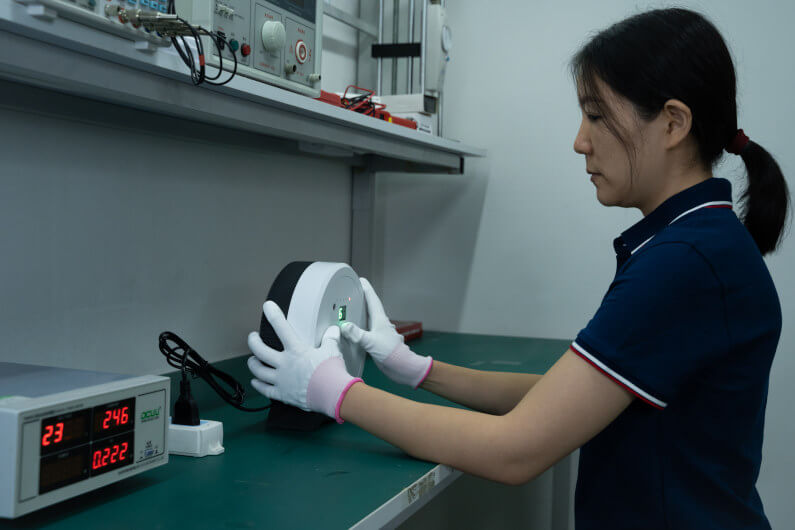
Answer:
[199,26,238,86]
[159,331,270,413]
[166,0,237,86]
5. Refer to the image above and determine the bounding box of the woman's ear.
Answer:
[662,99,693,150]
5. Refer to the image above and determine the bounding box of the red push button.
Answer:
[295,40,308,64]
[241,44,252,57]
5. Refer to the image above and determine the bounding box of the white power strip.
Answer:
[168,418,225,457]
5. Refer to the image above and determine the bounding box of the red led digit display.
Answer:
[38,397,140,495]
[42,424,54,446]
[90,433,134,477]
[54,422,64,443]
[92,398,135,438]
[40,410,90,456]
[102,406,128,429]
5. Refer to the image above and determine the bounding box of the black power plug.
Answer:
[173,372,200,426]
[159,331,270,413]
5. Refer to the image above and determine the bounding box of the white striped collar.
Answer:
[614,178,734,264]
[629,201,733,255]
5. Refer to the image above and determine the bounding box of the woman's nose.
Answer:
[573,123,591,155]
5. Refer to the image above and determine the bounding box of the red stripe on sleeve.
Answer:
[570,345,665,410]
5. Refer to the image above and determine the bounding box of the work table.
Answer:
[0,332,569,530]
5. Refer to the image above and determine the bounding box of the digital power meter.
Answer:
[0,363,169,519]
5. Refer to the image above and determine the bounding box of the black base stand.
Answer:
[265,401,332,432]
[259,261,333,432]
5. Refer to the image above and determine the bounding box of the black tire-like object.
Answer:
[258,261,332,431]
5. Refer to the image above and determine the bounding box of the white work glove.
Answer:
[247,301,363,423]
[340,278,433,388]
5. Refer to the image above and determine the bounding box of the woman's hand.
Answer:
[247,301,362,423]
[341,278,433,389]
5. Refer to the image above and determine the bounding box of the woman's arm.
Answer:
[340,279,539,413]
[248,304,632,486]
[419,361,543,415]
[340,349,634,485]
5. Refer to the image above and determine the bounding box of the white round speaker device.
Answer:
[258,261,367,430]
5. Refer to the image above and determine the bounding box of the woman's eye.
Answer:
[587,114,602,122]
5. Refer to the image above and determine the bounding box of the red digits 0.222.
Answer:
[92,442,129,470]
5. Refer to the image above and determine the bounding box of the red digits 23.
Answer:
[42,424,54,446]
[53,422,64,443]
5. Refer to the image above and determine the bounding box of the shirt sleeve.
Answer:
[572,242,728,409]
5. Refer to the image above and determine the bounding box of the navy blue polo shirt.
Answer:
[572,178,781,530]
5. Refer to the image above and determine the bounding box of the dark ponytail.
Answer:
[571,8,789,255]
[738,141,789,254]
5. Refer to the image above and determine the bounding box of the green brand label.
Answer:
[141,406,162,422]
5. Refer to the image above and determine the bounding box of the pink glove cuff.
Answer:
[334,378,363,424]
[379,343,434,389]
[306,356,361,424]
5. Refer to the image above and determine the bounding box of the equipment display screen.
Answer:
[273,0,315,23]
[39,397,137,495]
[90,432,134,477]
[39,446,90,494]
[41,410,90,456]
[92,398,135,438]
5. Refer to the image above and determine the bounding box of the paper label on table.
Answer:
[406,468,437,505]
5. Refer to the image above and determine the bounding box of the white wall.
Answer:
[0,4,362,376]
[376,1,795,527]
[0,96,352,376]
[321,0,361,92]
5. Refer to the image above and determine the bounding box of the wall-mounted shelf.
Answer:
[0,3,485,175]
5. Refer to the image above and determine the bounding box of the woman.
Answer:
[246,8,788,529]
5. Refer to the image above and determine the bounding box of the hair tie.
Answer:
[726,129,750,155]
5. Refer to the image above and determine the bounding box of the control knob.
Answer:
[261,21,286,53]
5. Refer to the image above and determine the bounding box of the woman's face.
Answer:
[573,77,669,213]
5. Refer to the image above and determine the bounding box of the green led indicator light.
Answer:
[338,306,347,321]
